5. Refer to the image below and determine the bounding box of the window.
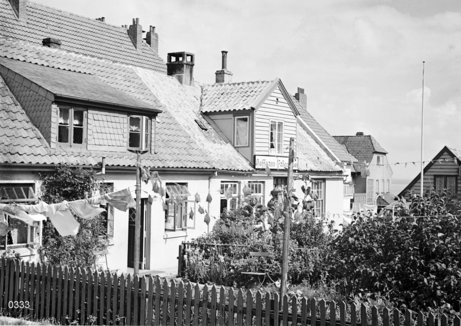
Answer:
[376,155,382,165]
[129,116,151,151]
[165,183,189,231]
[312,180,325,218]
[0,183,39,250]
[366,178,375,205]
[58,107,86,146]
[248,181,265,205]
[434,176,457,195]
[376,180,380,194]
[234,116,249,147]
[220,182,239,213]
[270,121,283,154]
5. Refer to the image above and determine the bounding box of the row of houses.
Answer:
[0,0,393,273]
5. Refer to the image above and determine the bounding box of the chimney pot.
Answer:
[295,87,307,108]
[167,52,195,86]
[145,25,159,53]
[128,18,143,49]
[42,37,62,48]
[356,131,364,136]
[215,50,233,83]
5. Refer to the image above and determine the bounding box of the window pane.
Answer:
[130,117,141,131]
[270,122,276,149]
[235,117,249,146]
[277,122,283,154]
[446,176,457,194]
[73,126,83,144]
[144,119,150,149]
[129,133,140,148]
[59,109,69,125]
[73,111,84,126]
[58,125,69,143]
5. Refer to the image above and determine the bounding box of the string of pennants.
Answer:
[352,157,458,168]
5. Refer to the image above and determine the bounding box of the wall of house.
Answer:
[206,111,253,163]
[103,171,272,273]
[367,154,393,194]
[324,178,345,228]
[254,86,297,156]
[0,69,53,145]
[406,151,460,199]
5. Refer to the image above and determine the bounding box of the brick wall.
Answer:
[0,65,53,146]
[87,110,128,151]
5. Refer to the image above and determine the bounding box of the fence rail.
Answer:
[0,258,459,325]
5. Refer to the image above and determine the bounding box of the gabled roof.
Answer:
[398,146,461,197]
[293,98,357,163]
[334,134,388,163]
[0,57,158,112]
[201,79,299,115]
[0,0,166,73]
[0,37,253,172]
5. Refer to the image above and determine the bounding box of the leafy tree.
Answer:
[39,165,109,268]
[328,191,461,313]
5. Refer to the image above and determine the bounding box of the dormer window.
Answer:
[58,107,86,147]
[270,121,283,155]
[129,115,151,151]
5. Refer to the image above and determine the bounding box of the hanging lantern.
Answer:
[242,184,252,197]
[195,192,201,203]
[152,180,160,193]
[198,205,205,214]
[206,193,213,203]
[204,213,210,225]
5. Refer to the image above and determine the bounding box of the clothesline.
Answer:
[0,188,135,237]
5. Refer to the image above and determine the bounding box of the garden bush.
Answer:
[328,191,461,313]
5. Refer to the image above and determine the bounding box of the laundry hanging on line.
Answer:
[0,187,135,237]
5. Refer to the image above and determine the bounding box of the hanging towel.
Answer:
[102,188,135,211]
[47,209,80,237]
[68,200,105,219]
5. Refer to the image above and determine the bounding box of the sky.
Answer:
[34,0,461,191]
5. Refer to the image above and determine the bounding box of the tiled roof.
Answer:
[0,58,158,112]
[201,80,278,113]
[447,147,461,161]
[296,127,341,173]
[334,134,388,163]
[0,0,166,73]
[293,98,357,163]
[0,37,253,172]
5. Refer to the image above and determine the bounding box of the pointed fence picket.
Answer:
[0,257,459,325]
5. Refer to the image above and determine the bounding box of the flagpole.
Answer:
[420,61,425,197]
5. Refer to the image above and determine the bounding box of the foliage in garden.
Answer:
[39,165,109,268]
[328,191,461,313]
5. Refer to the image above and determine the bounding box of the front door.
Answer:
[127,199,148,269]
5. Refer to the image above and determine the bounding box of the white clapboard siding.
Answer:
[254,87,297,156]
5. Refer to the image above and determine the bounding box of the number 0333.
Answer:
[8,301,30,309]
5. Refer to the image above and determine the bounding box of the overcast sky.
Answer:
[34,0,461,188]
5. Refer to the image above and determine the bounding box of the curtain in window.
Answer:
[235,117,248,146]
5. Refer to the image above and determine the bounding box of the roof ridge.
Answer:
[203,79,276,87]
[28,0,132,33]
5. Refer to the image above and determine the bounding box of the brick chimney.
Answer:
[167,52,195,86]
[128,18,143,49]
[145,25,159,53]
[215,50,233,83]
[8,0,27,20]
[42,38,61,48]
[295,87,307,108]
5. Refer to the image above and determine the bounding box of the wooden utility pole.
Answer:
[134,151,141,275]
[280,137,295,299]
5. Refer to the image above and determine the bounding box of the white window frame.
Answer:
[220,181,240,212]
[58,107,87,147]
[128,115,151,151]
[312,179,325,218]
[164,183,188,231]
[269,121,284,155]
[248,181,265,205]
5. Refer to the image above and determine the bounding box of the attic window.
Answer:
[128,116,151,151]
[195,119,208,131]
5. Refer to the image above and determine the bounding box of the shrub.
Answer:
[328,192,461,313]
[39,165,108,268]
